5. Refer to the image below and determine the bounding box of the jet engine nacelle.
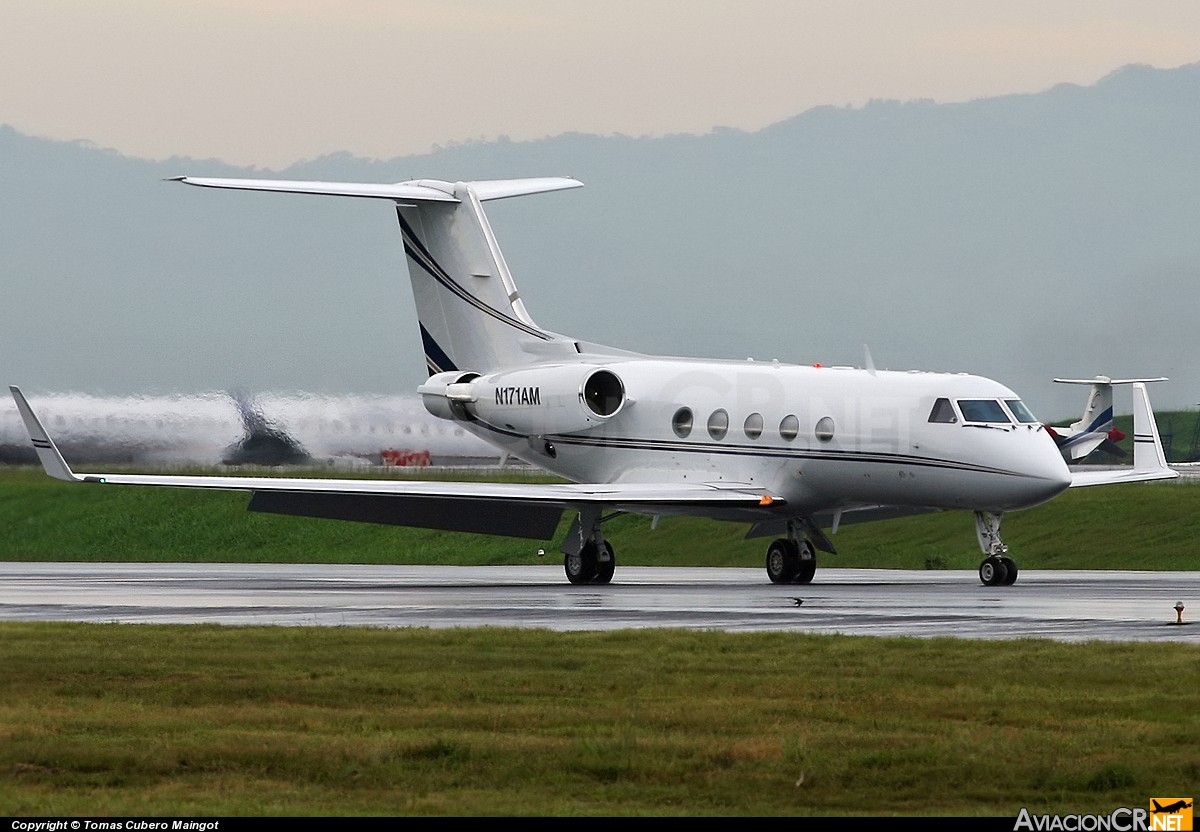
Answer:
[418,371,481,422]
[418,365,626,435]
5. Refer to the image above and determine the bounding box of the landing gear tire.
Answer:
[594,541,616,585]
[766,539,799,584]
[974,511,1017,587]
[979,557,1010,587]
[565,541,614,585]
[794,541,817,585]
[999,556,1018,586]
[565,543,598,585]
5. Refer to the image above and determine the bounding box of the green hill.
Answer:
[1136,409,1200,463]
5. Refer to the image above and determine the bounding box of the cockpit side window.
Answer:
[928,398,957,424]
[1004,399,1039,423]
[957,399,1012,423]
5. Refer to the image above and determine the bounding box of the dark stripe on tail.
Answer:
[395,209,553,342]
[420,322,459,375]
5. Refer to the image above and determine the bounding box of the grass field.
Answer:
[1,466,1197,572]
[1,623,1197,817]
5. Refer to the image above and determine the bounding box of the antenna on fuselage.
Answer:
[863,344,877,377]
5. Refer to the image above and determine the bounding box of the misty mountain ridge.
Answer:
[2,61,1198,422]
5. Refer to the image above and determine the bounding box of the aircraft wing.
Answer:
[1069,467,1178,487]
[1068,382,1178,488]
[11,387,782,540]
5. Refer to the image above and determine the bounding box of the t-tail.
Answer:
[1050,375,1168,460]
[172,176,589,375]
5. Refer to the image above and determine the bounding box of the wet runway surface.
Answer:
[1,562,1197,643]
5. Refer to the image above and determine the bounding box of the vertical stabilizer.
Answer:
[1068,377,1114,436]
[396,180,578,374]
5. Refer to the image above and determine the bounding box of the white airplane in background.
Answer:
[0,391,497,467]
[1048,376,1169,461]
[1,392,242,466]
[10,175,1179,587]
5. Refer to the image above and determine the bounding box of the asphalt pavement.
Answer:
[0,562,1196,642]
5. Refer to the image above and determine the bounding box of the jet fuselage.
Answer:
[430,357,1072,519]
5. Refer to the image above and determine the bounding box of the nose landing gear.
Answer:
[975,511,1018,586]
[979,555,1018,586]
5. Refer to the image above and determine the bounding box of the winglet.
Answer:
[1131,381,1170,474]
[9,386,81,482]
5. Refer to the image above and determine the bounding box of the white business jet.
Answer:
[9,176,1179,587]
[1048,376,1168,461]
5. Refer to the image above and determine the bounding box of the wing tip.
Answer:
[9,386,80,482]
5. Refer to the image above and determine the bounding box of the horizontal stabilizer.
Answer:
[1054,376,1169,385]
[171,177,458,201]
[1065,433,1107,460]
[467,178,584,201]
[172,176,582,203]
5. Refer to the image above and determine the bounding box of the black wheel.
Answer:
[594,541,615,585]
[766,539,800,584]
[979,557,1009,587]
[999,556,1018,586]
[793,541,816,584]
[565,542,599,585]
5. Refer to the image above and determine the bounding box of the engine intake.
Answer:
[583,369,624,417]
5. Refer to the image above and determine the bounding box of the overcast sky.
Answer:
[3,1,1199,169]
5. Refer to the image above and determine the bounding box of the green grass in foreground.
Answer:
[0,623,1196,817]
[2,466,1198,570]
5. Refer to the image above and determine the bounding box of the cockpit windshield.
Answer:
[1003,399,1039,423]
[957,399,1012,424]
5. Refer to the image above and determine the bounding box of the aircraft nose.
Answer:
[1019,437,1072,505]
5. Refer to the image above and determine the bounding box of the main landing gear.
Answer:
[975,510,1018,587]
[561,508,616,585]
[565,539,615,585]
[765,520,818,585]
[766,538,816,584]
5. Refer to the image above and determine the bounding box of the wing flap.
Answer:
[248,491,565,539]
